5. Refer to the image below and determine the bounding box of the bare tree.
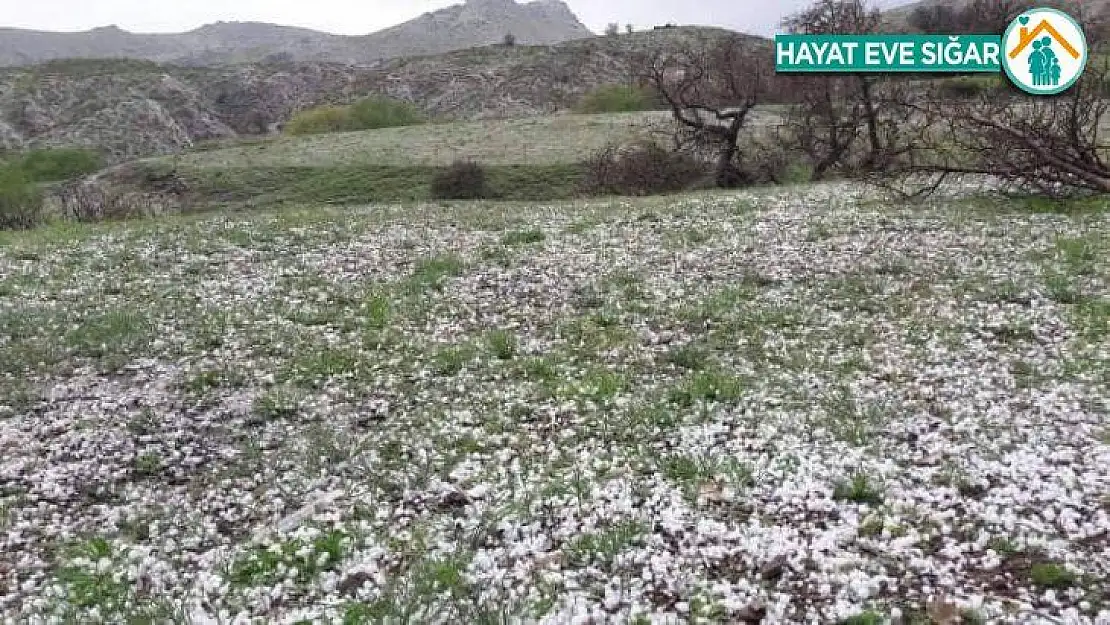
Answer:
[908,0,1026,34]
[605,23,620,37]
[642,35,771,186]
[906,4,961,34]
[781,75,864,180]
[782,1,894,170]
[907,1,1093,35]
[882,59,1110,197]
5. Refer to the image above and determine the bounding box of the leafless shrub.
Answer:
[907,0,1099,37]
[907,0,1028,34]
[883,61,1110,198]
[58,182,146,221]
[430,161,490,200]
[581,141,707,196]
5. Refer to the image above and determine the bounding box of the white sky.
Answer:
[0,0,914,36]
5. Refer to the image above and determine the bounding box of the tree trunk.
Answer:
[858,75,883,167]
[715,145,738,186]
[714,122,744,187]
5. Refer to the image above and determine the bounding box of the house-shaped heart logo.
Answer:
[1002,8,1088,95]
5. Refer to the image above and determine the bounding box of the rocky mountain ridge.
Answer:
[0,0,594,67]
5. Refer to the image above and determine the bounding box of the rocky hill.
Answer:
[0,0,594,67]
[0,28,740,162]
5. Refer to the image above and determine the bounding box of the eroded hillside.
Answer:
[0,28,739,162]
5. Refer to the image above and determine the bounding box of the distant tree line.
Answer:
[906,0,1110,40]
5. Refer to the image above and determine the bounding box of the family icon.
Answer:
[1002,9,1087,94]
[1028,38,1062,86]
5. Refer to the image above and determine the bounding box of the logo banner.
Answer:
[775,35,1003,73]
[774,8,1089,95]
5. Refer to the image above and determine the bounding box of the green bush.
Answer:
[430,161,490,200]
[349,96,425,130]
[0,165,44,231]
[285,96,425,136]
[575,85,661,114]
[284,105,353,136]
[17,148,102,182]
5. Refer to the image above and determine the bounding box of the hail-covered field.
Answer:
[0,186,1107,624]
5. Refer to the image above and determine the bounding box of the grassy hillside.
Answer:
[177,112,676,169]
[161,113,675,206]
[1,184,1106,622]
[111,109,787,209]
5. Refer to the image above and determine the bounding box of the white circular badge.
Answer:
[1001,8,1088,95]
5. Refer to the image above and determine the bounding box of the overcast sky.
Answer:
[0,0,914,37]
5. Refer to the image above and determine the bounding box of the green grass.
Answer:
[557,313,634,353]
[1045,273,1082,304]
[500,229,546,247]
[432,345,476,377]
[20,58,163,76]
[564,520,646,566]
[57,555,131,611]
[183,367,247,396]
[337,553,500,623]
[667,369,745,408]
[0,163,44,231]
[52,537,181,620]
[170,112,671,169]
[1072,297,1110,340]
[251,386,305,422]
[819,386,887,446]
[64,310,153,365]
[833,472,885,506]
[126,408,160,436]
[342,601,395,625]
[486,330,518,361]
[133,453,162,477]
[364,292,392,329]
[281,347,363,386]
[988,536,1021,557]
[858,516,885,538]
[180,163,586,209]
[522,356,558,380]
[409,255,466,292]
[664,345,711,371]
[227,530,349,587]
[574,84,662,114]
[285,96,425,136]
[1054,235,1100,276]
[573,367,626,403]
[661,454,754,502]
[839,611,885,625]
[1030,562,1078,589]
[9,148,102,182]
[1012,196,1110,216]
